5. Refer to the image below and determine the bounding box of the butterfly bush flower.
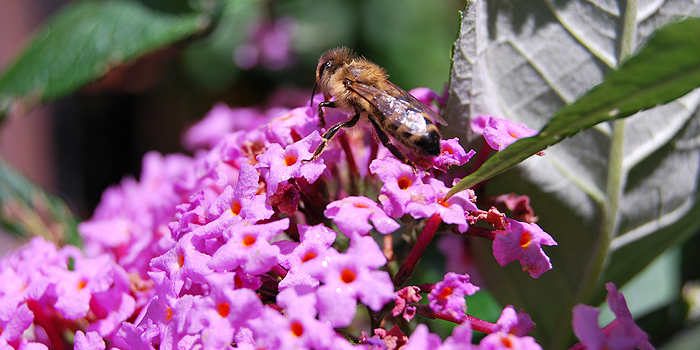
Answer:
[493,218,557,278]
[324,196,400,237]
[433,138,476,170]
[183,104,272,150]
[0,237,134,347]
[370,157,437,218]
[74,331,105,350]
[403,324,444,350]
[473,306,540,349]
[78,152,193,278]
[208,219,288,275]
[572,283,653,350]
[428,272,480,321]
[256,131,326,196]
[0,87,571,349]
[471,115,538,151]
[234,15,297,70]
[301,236,395,327]
[393,286,422,321]
[276,224,337,289]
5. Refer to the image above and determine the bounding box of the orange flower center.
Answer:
[301,252,317,263]
[397,176,412,190]
[231,201,241,216]
[77,280,87,290]
[340,268,356,283]
[177,253,185,268]
[165,307,173,321]
[290,321,304,337]
[501,335,513,348]
[285,154,298,166]
[217,302,230,317]
[243,234,256,246]
[520,231,532,249]
[438,286,453,299]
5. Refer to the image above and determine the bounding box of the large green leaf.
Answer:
[0,158,81,247]
[443,0,700,348]
[0,0,211,119]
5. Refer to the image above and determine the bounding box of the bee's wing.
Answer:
[348,81,447,126]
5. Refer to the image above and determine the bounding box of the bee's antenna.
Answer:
[310,82,318,108]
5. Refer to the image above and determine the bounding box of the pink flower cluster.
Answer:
[0,89,650,350]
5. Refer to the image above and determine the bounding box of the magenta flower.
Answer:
[432,138,476,170]
[150,232,214,294]
[78,151,194,278]
[0,80,570,350]
[324,196,401,236]
[188,287,263,349]
[208,218,288,275]
[393,286,422,321]
[301,236,394,327]
[428,178,478,233]
[53,253,134,323]
[491,305,536,336]
[234,15,297,70]
[183,103,271,150]
[402,324,443,350]
[572,283,652,350]
[479,331,543,350]
[478,306,541,349]
[276,224,337,289]
[261,106,319,147]
[493,218,557,278]
[256,131,326,196]
[440,322,475,350]
[0,237,138,346]
[0,302,34,348]
[252,286,337,349]
[174,163,272,242]
[370,157,435,218]
[428,272,480,321]
[471,115,538,151]
[74,331,106,350]
[117,271,192,350]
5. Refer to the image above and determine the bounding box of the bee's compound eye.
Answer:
[319,60,333,77]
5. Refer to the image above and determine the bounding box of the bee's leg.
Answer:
[317,101,336,128]
[366,115,417,171]
[303,112,361,163]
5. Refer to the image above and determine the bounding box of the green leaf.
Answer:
[0,158,81,247]
[443,0,700,348]
[447,17,700,197]
[0,0,211,119]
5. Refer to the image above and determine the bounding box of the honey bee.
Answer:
[303,47,446,168]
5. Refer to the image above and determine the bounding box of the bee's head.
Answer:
[316,47,355,82]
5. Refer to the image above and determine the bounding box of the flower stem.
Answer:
[393,214,442,288]
[415,304,497,333]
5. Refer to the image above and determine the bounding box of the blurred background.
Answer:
[0,0,464,222]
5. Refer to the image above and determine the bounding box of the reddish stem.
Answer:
[271,264,288,278]
[338,133,359,195]
[393,214,442,288]
[415,305,497,334]
[464,314,497,334]
[26,299,68,350]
